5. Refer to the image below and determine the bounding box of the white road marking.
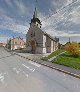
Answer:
[22,71,28,77]
[13,68,28,77]
[0,74,4,83]
[13,68,20,74]
[22,64,35,72]
[29,61,41,67]
[0,72,8,84]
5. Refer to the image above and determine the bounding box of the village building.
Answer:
[26,8,59,54]
[0,43,6,47]
[7,37,26,50]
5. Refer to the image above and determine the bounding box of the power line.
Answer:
[20,0,78,34]
[41,0,78,22]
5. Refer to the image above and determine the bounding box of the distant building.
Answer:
[0,43,6,47]
[7,37,26,50]
[58,43,63,49]
[26,8,59,54]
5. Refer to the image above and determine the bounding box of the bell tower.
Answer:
[30,0,42,28]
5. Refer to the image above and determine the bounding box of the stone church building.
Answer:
[26,8,59,54]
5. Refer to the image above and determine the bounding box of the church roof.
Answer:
[34,24,59,42]
[31,17,42,25]
[31,7,42,25]
[42,31,59,42]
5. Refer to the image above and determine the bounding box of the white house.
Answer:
[7,37,26,50]
[26,8,59,54]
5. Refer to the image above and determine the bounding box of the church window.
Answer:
[30,34,33,37]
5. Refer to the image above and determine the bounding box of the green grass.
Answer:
[41,49,80,70]
[41,49,64,61]
[52,52,80,70]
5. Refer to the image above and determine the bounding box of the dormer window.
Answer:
[37,24,38,26]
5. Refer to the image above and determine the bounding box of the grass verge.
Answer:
[41,49,80,70]
[41,49,64,61]
[52,52,80,70]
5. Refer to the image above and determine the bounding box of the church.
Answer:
[26,8,59,54]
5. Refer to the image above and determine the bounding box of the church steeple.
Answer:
[33,7,37,18]
[30,0,42,28]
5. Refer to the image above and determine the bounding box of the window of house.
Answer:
[20,42,21,44]
[15,42,17,44]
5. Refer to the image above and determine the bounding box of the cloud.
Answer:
[0,36,8,43]
[66,0,73,5]
[13,0,30,15]
[0,14,29,34]
[0,22,28,34]
[69,9,80,24]
[5,0,13,7]
[40,0,80,40]
[0,0,80,43]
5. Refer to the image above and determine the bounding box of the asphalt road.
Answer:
[0,47,80,92]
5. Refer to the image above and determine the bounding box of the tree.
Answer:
[65,42,80,57]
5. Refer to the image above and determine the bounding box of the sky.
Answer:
[0,0,80,44]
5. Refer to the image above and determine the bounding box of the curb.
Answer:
[14,53,80,79]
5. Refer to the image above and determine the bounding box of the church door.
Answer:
[30,40,36,53]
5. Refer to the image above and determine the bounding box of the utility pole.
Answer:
[69,37,71,43]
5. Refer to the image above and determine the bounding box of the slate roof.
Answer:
[31,17,42,25]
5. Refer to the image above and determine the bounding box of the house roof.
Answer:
[8,37,25,43]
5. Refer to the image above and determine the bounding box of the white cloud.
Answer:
[5,0,13,7]
[0,22,28,34]
[0,36,8,43]
[13,0,29,15]
[69,9,80,24]
[57,31,80,37]
[43,29,80,37]
[40,0,80,39]
[0,14,29,34]
[66,0,73,5]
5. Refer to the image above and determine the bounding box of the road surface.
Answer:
[0,47,80,92]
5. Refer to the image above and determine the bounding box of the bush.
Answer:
[65,42,80,57]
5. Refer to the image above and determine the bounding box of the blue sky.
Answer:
[0,0,80,44]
